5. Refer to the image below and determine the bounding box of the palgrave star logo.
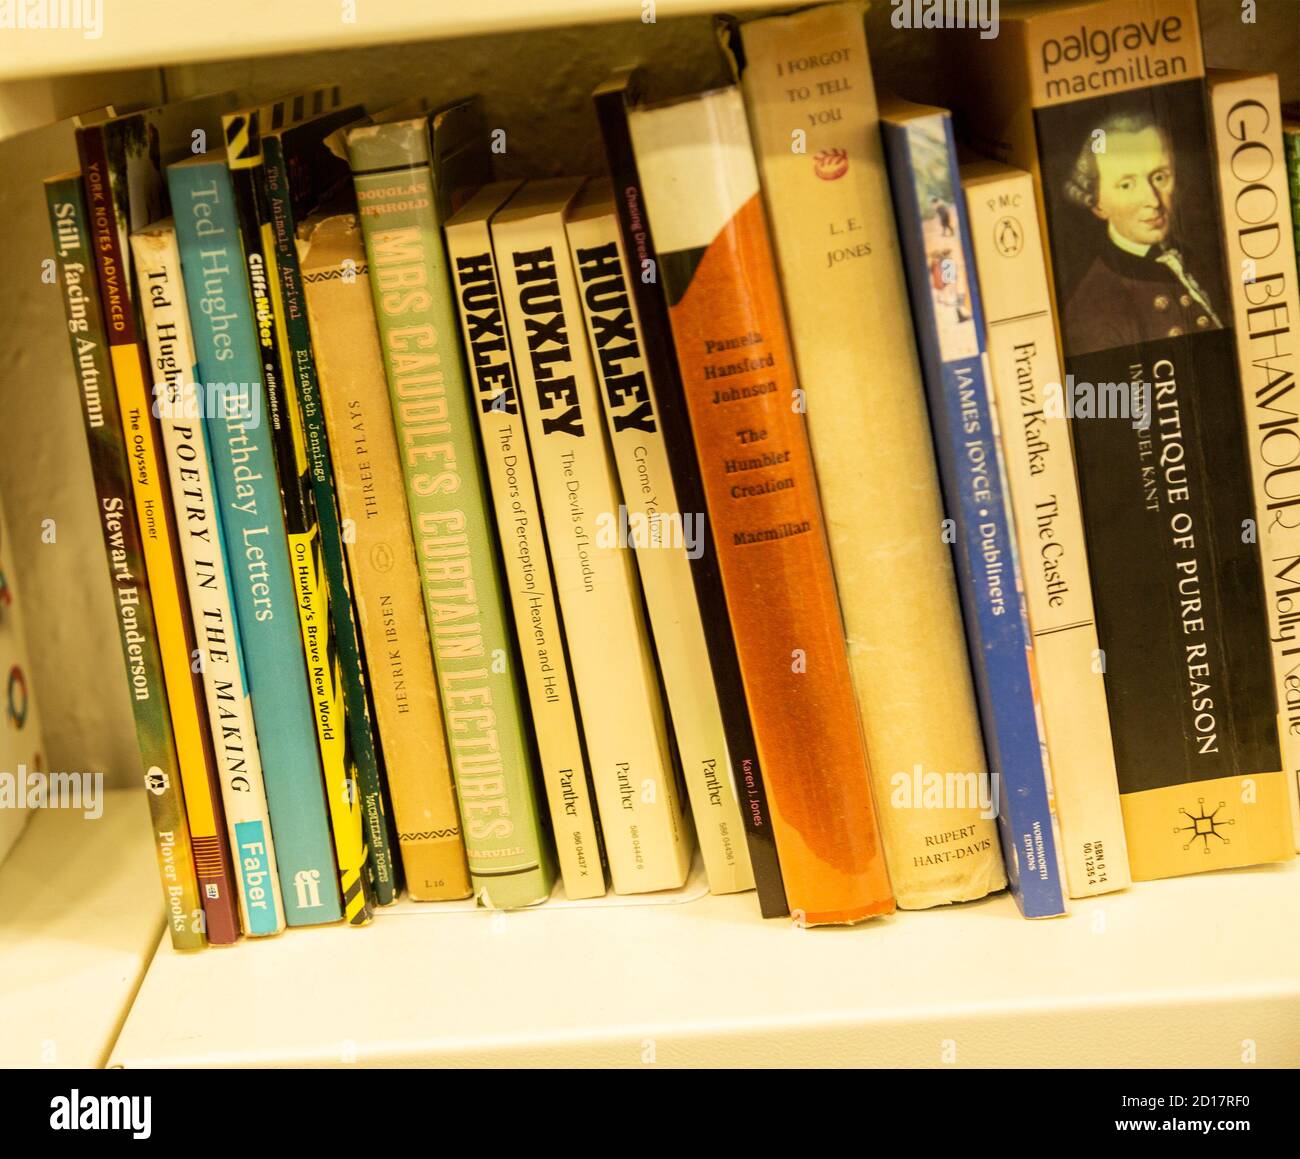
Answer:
[1175,798,1233,852]
[813,148,849,181]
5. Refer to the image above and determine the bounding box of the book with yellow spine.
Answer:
[962,159,1129,896]
[493,177,693,894]
[446,181,606,899]
[565,178,752,895]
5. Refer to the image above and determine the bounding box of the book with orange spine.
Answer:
[628,86,894,925]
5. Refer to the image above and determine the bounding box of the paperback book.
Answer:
[169,154,344,926]
[881,96,1065,918]
[132,218,286,934]
[492,176,691,895]
[45,173,206,949]
[347,99,554,908]
[445,180,606,900]
[301,209,473,901]
[77,100,241,943]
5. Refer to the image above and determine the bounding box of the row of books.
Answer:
[42,0,1300,947]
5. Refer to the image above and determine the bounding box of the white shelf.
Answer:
[0,790,165,1068]
[110,860,1300,1067]
[0,0,788,82]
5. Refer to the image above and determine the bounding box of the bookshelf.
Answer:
[0,1,1298,1069]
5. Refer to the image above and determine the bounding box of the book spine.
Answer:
[594,75,788,918]
[493,194,691,895]
[131,221,288,934]
[348,118,553,908]
[77,127,241,944]
[1284,121,1300,263]
[882,108,1065,918]
[168,157,343,926]
[446,203,606,899]
[962,0,1294,878]
[566,206,753,894]
[629,89,893,925]
[261,132,398,904]
[1210,72,1300,852]
[45,175,206,951]
[963,166,1130,896]
[300,212,472,901]
[727,4,1005,908]
[223,119,372,924]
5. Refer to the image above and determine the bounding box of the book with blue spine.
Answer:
[880,95,1065,918]
[168,154,343,926]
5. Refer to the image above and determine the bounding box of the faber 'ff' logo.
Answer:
[294,869,323,908]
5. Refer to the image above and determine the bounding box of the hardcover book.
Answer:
[254,95,404,905]
[132,218,286,934]
[223,90,374,924]
[881,96,1065,918]
[445,180,606,899]
[77,101,241,943]
[169,154,344,926]
[951,0,1294,878]
[628,86,894,925]
[594,70,787,918]
[565,178,752,896]
[1208,69,1300,851]
[962,160,1130,897]
[722,3,1004,908]
[45,173,206,950]
[300,208,472,901]
[492,177,692,895]
[346,99,553,908]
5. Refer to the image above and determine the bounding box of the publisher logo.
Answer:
[294,868,323,909]
[813,149,849,182]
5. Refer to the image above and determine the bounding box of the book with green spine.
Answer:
[45,172,206,950]
[346,99,553,908]
[242,96,402,906]
[223,89,374,924]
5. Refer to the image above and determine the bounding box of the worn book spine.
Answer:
[300,210,472,900]
[132,219,287,934]
[882,99,1065,918]
[347,105,553,907]
[594,71,788,918]
[724,2,1004,908]
[445,183,606,899]
[962,161,1129,896]
[77,123,240,944]
[952,0,1293,878]
[45,174,206,950]
[565,184,753,895]
[261,124,399,904]
[629,88,894,925]
[169,156,343,926]
[224,103,372,924]
[1209,70,1300,851]
[492,178,691,894]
